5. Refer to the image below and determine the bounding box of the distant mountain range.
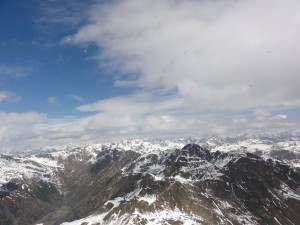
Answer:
[1,133,300,225]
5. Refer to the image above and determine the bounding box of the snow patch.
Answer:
[280,184,300,201]
[138,194,157,204]
[61,208,203,225]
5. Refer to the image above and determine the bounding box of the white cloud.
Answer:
[68,0,300,112]
[0,107,299,153]
[0,112,47,124]
[0,91,20,102]
[270,114,288,120]
[75,96,297,138]
[0,112,48,152]
[77,92,184,116]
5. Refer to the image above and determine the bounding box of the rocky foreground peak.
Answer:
[1,138,300,225]
[182,143,212,160]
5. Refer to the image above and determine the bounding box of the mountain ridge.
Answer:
[1,134,300,224]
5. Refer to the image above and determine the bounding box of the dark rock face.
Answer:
[91,149,140,175]
[1,144,300,225]
[221,156,300,224]
[90,149,122,174]
[0,180,63,225]
[182,143,212,160]
[0,182,18,200]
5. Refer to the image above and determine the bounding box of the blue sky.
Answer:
[1,0,300,152]
[0,0,123,117]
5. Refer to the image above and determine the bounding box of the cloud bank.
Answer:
[0,107,296,153]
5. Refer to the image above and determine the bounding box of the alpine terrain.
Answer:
[1,133,300,225]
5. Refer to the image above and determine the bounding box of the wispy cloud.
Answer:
[0,63,37,79]
[34,0,93,29]
[70,94,84,101]
[0,91,20,102]
[31,36,55,48]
